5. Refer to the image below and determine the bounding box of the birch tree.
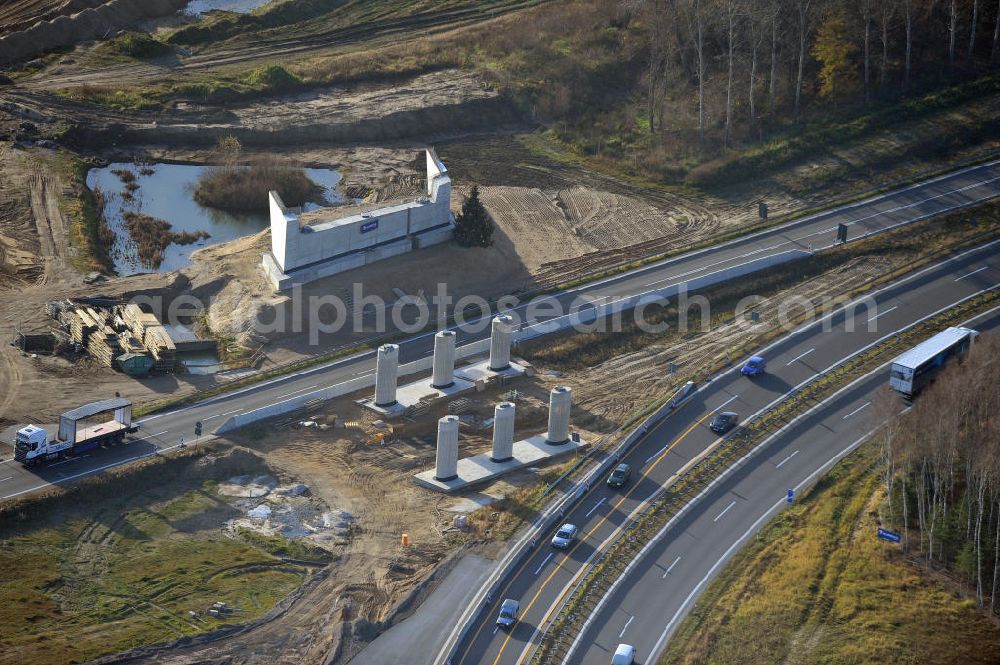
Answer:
[793,0,814,122]
[723,0,740,147]
[859,0,873,104]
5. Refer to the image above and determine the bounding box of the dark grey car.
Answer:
[709,411,739,434]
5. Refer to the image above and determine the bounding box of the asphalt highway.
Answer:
[450,241,1000,665]
[566,306,1000,665]
[1,160,998,504]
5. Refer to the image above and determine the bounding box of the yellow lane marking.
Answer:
[487,411,715,665]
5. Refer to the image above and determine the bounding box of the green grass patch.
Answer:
[60,62,304,110]
[241,63,303,91]
[101,32,173,60]
[0,449,311,665]
[659,441,1000,665]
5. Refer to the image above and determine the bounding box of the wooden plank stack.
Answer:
[68,307,100,347]
[120,304,175,372]
[86,322,122,367]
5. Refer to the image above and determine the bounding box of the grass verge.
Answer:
[659,441,1000,665]
[50,152,115,274]
[0,446,315,665]
[531,287,1000,664]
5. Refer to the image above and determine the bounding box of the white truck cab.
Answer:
[14,425,69,465]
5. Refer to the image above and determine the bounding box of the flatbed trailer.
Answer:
[14,398,135,466]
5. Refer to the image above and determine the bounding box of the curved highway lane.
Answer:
[566,305,1000,665]
[450,241,999,665]
[2,161,998,504]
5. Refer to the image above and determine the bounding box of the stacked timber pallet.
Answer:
[68,307,100,346]
[86,323,122,367]
[120,304,175,372]
[65,307,123,367]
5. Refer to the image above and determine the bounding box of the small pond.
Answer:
[87,162,343,275]
[183,0,273,17]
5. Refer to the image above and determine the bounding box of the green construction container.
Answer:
[116,352,154,376]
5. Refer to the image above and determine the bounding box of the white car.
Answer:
[551,523,578,549]
[612,643,635,665]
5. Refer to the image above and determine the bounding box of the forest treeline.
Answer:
[878,332,1000,611]
[468,0,1000,184]
[634,0,1000,138]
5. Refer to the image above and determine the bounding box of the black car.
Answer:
[607,463,632,488]
[709,411,739,434]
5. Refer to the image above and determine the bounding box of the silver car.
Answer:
[551,523,579,549]
[496,598,519,629]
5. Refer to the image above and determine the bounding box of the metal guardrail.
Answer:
[437,234,1000,665]
[527,286,1000,665]
[432,382,701,665]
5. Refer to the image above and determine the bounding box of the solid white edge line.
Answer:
[435,175,1000,665]
[647,429,875,661]
[559,302,1000,665]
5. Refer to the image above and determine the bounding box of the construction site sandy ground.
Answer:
[92,371,586,665]
[2,206,985,665]
[1,114,997,462]
[2,6,1000,659]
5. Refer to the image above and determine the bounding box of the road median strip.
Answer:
[527,286,1000,665]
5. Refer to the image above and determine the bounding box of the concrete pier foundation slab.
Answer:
[413,434,587,493]
[359,374,476,418]
[454,358,527,384]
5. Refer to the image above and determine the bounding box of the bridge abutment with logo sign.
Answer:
[262,148,454,290]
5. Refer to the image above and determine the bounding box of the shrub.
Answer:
[105,31,172,59]
[122,212,209,268]
[194,156,319,211]
[241,64,302,92]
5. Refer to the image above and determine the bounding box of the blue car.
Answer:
[741,355,766,376]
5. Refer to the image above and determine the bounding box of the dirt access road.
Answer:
[12,0,545,92]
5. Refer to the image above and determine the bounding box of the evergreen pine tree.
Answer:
[453,185,494,247]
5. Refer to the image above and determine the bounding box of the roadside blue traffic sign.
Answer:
[786,489,794,503]
[877,528,901,543]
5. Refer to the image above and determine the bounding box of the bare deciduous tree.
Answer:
[969,0,981,62]
[723,0,740,147]
[993,0,1000,64]
[879,1,895,88]
[859,0,873,104]
[949,0,959,66]
[793,0,814,122]
[903,0,915,88]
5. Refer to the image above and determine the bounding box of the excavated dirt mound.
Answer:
[0,0,187,63]
[0,0,105,37]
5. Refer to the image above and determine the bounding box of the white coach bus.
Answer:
[889,326,979,398]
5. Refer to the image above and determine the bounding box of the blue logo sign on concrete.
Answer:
[877,528,902,543]
[786,489,794,503]
[360,219,379,234]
